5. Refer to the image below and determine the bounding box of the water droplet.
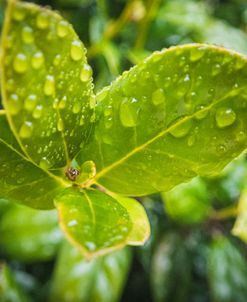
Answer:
[70,40,84,61]
[236,131,246,142]
[22,26,34,44]
[19,121,33,138]
[8,94,21,115]
[57,118,64,131]
[89,96,96,109]
[85,241,96,251]
[119,97,139,127]
[53,54,61,66]
[215,107,236,128]
[80,63,92,82]
[217,144,226,153]
[44,75,55,96]
[24,94,37,111]
[190,47,205,62]
[195,105,208,120]
[56,20,70,38]
[152,88,165,106]
[72,102,81,114]
[36,12,49,29]
[104,105,113,117]
[13,7,26,21]
[187,135,196,146]
[39,157,51,170]
[169,118,192,138]
[31,51,44,69]
[212,63,221,76]
[6,79,15,92]
[67,220,78,227]
[59,96,67,109]
[79,115,85,125]
[13,53,27,73]
[32,105,43,119]
[104,117,113,129]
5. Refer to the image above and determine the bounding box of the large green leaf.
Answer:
[0,203,63,261]
[1,0,94,169]
[0,111,66,209]
[55,188,150,258]
[207,236,247,302]
[77,44,247,195]
[49,242,131,302]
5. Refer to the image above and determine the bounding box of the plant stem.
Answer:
[209,205,238,220]
[134,0,161,50]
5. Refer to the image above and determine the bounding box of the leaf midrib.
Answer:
[94,86,245,182]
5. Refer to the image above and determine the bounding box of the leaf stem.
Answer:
[209,205,238,221]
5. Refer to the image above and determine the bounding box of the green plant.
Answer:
[1,0,247,262]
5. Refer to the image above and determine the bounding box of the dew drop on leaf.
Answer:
[70,40,83,61]
[169,119,192,138]
[13,53,28,73]
[53,54,61,66]
[212,64,221,76]
[44,75,55,96]
[152,88,165,106]
[56,20,70,38]
[6,79,15,92]
[72,102,81,114]
[8,94,21,115]
[19,121,33,138]
[39,157,51,170]
[31,52,44,70]
[79,115,85,125]
[195,105,208,120]
[80,64,92,82]
[24,94,37,111]
[215,107,236,128]
[36,12,49,29]
[58,96,67,109]
[119,97,139,127]
[21,26,34,44]
[190,47,205,62]
[13,6,25,21]
[187,135,196,146]
[32,105,43,119]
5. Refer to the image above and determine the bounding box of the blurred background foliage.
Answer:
[1,0,247,301]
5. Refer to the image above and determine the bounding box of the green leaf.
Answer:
[207,236,247,302]
[49,242,131,302]
[0,264,29,302]
[1,0,95,170]
[232,190,247,243]
[162,177,211,224]
[0,112,66,209]
[151,233,191,302]
[55,188,150,258]
[77,44,247,195]
[0,203,63,262]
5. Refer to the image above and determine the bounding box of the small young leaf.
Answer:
[77,44,247,195]
[0,203,62,262]
[0,112,66,209]
[1,0,94,169]
[55,188,150,258]
[49,242,131,302]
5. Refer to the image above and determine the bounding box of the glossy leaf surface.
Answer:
[50,242,131,302]
[1,0,94,169]
[0,264,29,302]
[0,112,65,209]
[78,44,247,195]
[0,204,63,262]
[208,236,247,302]
[55,188,149,258]
[162,177,211,224]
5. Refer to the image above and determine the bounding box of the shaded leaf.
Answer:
[77,44,247,195]
[162,177,211,224]
[151,233,191,302]
[0,204,63,262]
[0,112,65,209]
[55,188,149,258]
[232,190,247,243]
[1,0,94,169]
[0,264,29,302]
[208,236,247,302]
[49,242,131,302]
